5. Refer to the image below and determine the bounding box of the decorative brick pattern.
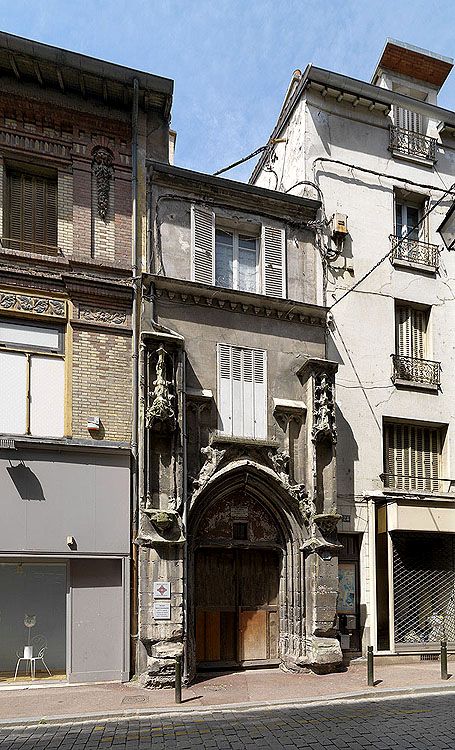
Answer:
[58,170,73,255]
[72,326,132,441]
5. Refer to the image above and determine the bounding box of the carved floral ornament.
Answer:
[92,146,114,222]
[0,292,66,318]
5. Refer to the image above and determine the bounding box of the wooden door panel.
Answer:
[205,611,220,661]
[239,610,267,660]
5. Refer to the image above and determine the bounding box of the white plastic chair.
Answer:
[14,636,52,680]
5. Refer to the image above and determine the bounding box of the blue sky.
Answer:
[1,0,454,181]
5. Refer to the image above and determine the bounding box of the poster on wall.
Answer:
[338,562,356,614]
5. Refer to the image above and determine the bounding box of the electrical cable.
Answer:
[329,181,455,310]
[213,145,270,177]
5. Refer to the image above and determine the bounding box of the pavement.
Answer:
[0,692,455,748]
[0,661,455,728]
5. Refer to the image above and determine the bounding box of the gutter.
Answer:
[130,77,140,677]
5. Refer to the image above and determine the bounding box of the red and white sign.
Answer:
[153,581,171,599]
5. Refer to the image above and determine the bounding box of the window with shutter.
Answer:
[6,170,58,253]
[394,106,422,134]
[396,305,428,359]
[384,422,441,491]
[217,343,267,439]
[0,320,64,437]
[191,207,284,298]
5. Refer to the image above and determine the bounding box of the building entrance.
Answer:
[195,547,280,668]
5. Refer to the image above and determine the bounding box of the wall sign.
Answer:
[153,581,171,599]
[153,601,171,620]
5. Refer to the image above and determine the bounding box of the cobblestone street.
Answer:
[1,693,454,749]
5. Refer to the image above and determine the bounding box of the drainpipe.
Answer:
[182,354,189,683]
[130,77,140,677]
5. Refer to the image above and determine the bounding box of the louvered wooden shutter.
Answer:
[218,343,232,434]
[252,349,267,438]
[385,422,440,491]
[262,225,286,298]
[396,306,427,359]
[217,344,267,438]
[192,205,214,284]
[7,171,57,251]
[394,106,421,134]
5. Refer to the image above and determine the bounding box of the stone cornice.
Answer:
[148,276,327,326]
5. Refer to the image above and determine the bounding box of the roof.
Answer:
[149,161,321,215]
[372,39,453,89]
[249,64,455,184]
[0,30,173,115]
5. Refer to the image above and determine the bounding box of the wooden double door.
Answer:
[195,547,280,667]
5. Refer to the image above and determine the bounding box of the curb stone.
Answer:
[1,681,455,730]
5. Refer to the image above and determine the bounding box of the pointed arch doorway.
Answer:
[193,492,283,669]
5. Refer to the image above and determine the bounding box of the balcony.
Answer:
[392,354,440,390]
[390,235,439,271]
[389,125,437,163]
[382,473,455,495]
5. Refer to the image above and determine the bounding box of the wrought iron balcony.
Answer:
[382,473,455,494]
[389,125,437,162]
[390,235,440,270]
[392,354,441,388]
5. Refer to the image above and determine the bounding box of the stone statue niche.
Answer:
[143,344,183,537]
[312,371,337,516]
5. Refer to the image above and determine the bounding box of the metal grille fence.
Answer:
[393,533,455,645]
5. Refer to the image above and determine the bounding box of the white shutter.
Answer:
[191,205,214,285]
[262,225,286,298]
[411,308,426,359]
[242,348,254,438]
[0,351,27,434]
[0,321,60,350]
[231,347,243,437]
[252,349,267,439]
[217,344,232,434]
[397,306,412,357]
[30,356,64,437]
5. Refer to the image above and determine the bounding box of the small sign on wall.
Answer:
[153,581,171,599]
[153,601,171,620]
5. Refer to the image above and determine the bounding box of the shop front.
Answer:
[0,443,130,684]
[374,499,455,653]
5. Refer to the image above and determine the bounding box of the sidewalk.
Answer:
[1,661,454,726]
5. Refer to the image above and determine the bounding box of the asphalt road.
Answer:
[1,692,454,749]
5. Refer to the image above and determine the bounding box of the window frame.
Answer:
[214,226,260,293]
[394,303,430,360]
[216,342,267,440]
[4,164,59,254]
[383,420,443,492]
[0,318,65,437]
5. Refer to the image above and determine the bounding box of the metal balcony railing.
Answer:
[390,235,440,269]
[389,125,437,162]
[382,473,455,494]
[392,354,441,387]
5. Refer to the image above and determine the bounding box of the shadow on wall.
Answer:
[6,462,46,502]
[335,405,358,507]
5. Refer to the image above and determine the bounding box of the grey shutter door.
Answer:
[192,205,214,284]
[262,226,286,297]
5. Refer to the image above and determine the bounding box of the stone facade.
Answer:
[136,164,343,687]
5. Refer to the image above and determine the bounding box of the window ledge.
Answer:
[393,378,439,392]
[382,488,455,502]
[389,149,436,168]
[210,433,278,449]
[0,434,131,453]
[391,258,438,275]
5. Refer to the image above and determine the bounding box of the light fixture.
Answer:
[437,201,455,251]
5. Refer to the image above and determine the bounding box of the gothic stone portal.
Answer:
[190,491,303,672]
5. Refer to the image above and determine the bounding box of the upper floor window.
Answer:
[391,192,439,270]
[217,343,267,439]
[215,229,258,293]
[392,303,440,388]
[0,319,64,437]
[191,206,286,298]
[4,168,58,254]
[395,202,421,241]
[383,421,442,493]
[390,106,436,162]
